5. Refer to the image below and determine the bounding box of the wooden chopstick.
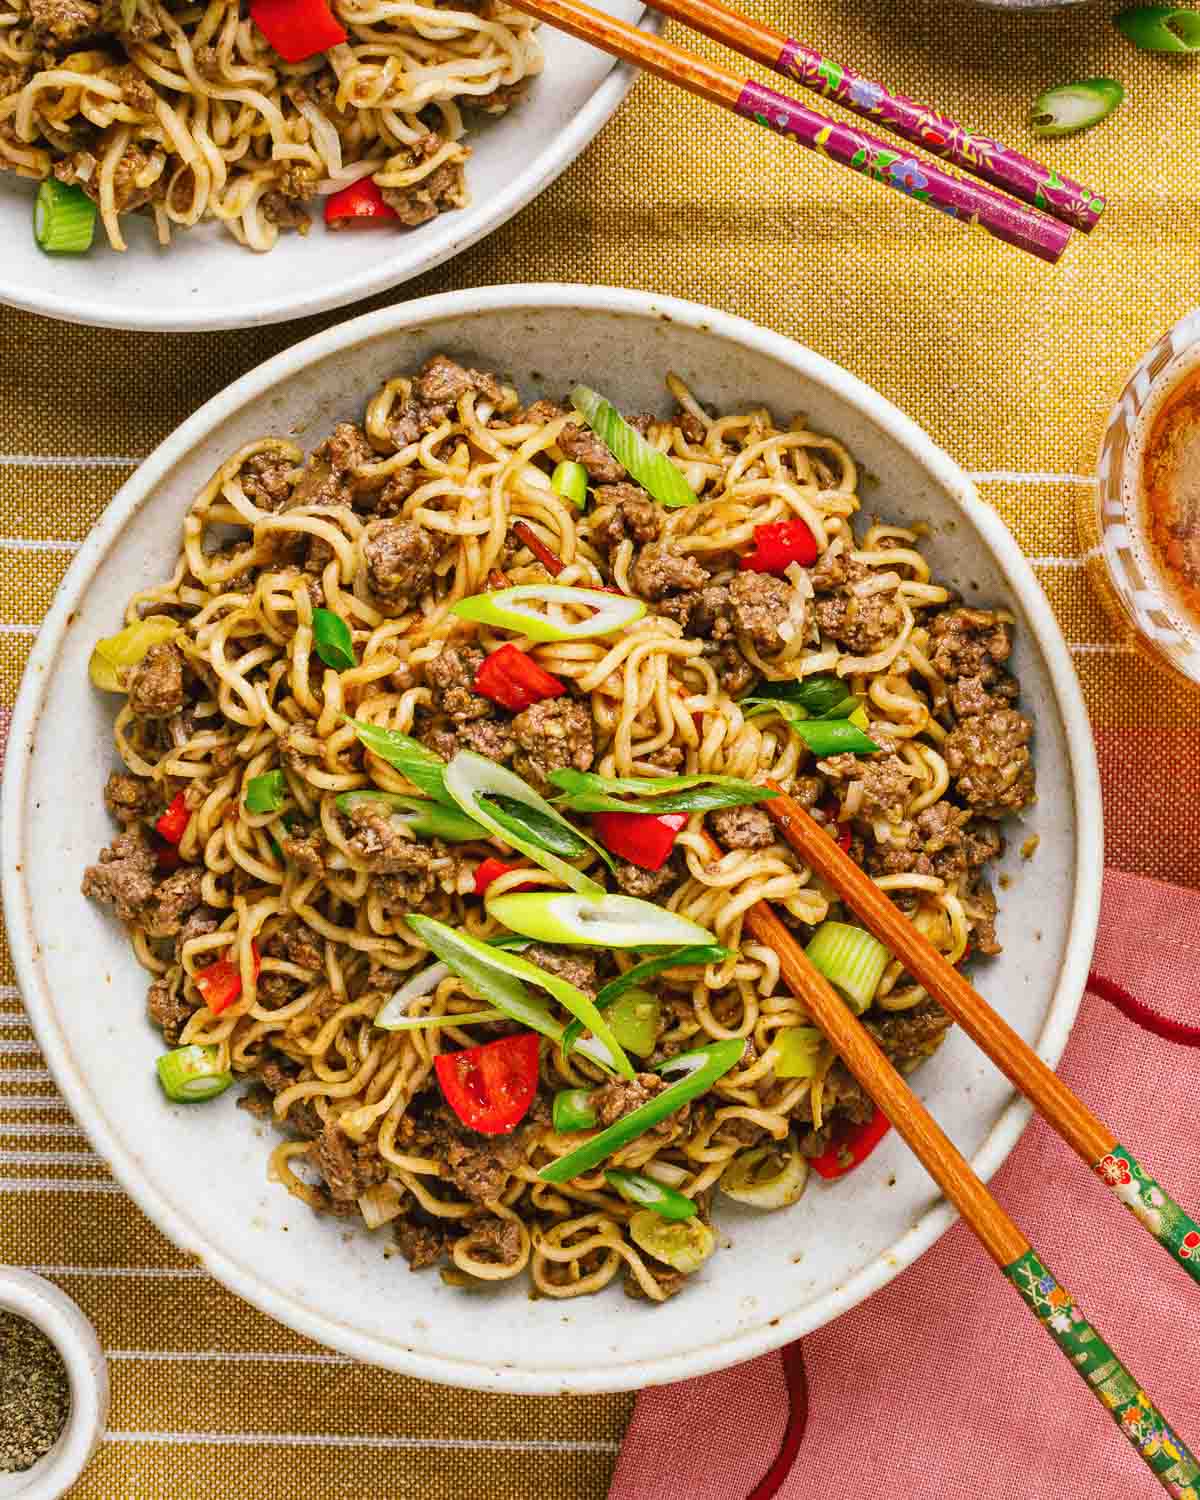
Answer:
[761,781,1200,1287]
[503,0,1072,265]
[701,828,1198,1491]
[638,0,1103,234]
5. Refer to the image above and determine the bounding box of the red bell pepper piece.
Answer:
[473,858,538,895]
[323,176,398,227]
[434,1031,541,1135]
[473,643,566,713]
[195,943,261,1016]
[155,840,183,872]
[739,518,819,574]
[155,791,190,846]
[809,1106,892,1180]
[833,824,852,854]
[592,810,687,871]
[249,0,346,62]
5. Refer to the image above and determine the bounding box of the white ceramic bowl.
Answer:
[2,286,1102,1393]
[0,1270,109,1499]
[0,14,647,332]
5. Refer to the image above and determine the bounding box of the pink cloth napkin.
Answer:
[610,870,1200,1500]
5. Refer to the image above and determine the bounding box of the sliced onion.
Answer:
[720,1139,809,1209]
[641,1160,690,1188]
[359,1180,405,1229]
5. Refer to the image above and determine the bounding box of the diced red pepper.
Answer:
[323,177,397,227]
[195,943,261,1016]
[510,520,564,577]
[592,810,687,871]
[473,858,538,896]
[473,643,566,713]
[434,1031,540,1135]
[249,0,346,62]
[833,824,852,854]
[155,791,190,846]
[739,518,819,574]
[155,840,183,872]
[809,1106,892,1180]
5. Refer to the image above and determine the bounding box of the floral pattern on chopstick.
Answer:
[1006,1249,1200,1497]
[1095,1145,1200,1288]
[773,39,1106,233]
[731,81,1069,264]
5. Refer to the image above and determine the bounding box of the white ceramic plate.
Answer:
[0,14,647,332]
[3,286,1103,1393]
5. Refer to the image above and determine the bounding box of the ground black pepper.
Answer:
[0,1309,71,1473]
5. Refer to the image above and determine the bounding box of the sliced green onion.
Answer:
[312,609,356,670]
[406,915,634,1079]
[552,1087,599,1132]
[487,891,715,950]
[452,583,645,642]
[628,1210,715,1273]
[483,794,593,860]
[594,945,729,1009]
[806,921,889,1015]
[444,751,609,896]
[378,1007,505,1032]
[605,990,661,1058]
[773,1025,826,1079]
[548,768,776,815]
[562,942,729,1061]
[345,718,455,805]
[720,1139,809,1208]
[245,769,287,814]
[742,675,858,720]
[552,460,589,509]
[605,1167,697,1221]
[757,711,880,757]
[1115,4,1200,51]
[539,1038,745,1182]
[375,935,530,1030]
[34,178,96,254]
[335,789,484,843]
[570,386,696,509]
[88,615,179,692]
[1030,80,1124,138]
[156,1044,233,1103]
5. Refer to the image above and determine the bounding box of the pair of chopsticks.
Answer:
[507,0,1102,264]
[702,786,1200,1492]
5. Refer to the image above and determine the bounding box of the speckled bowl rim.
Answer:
[1,285,1103,1392]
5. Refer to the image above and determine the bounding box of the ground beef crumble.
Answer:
[592,1074,663,1127]
[710,805,773,849]
[510,697,594,792]
[944,709,1035,815]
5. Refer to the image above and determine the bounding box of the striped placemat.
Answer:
[3,0,1199,1493]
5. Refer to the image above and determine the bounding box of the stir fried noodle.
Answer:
[83,357,1036,1301]
[0,0,541,249]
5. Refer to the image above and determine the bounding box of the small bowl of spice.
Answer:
[1086,311,1200,689]
[0,1270,108,1499]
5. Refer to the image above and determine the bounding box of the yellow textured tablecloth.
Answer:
[2,1,1199,1494]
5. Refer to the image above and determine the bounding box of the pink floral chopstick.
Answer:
[642,0,1105,234]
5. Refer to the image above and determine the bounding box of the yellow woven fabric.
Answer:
[2,1,1197,1494]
